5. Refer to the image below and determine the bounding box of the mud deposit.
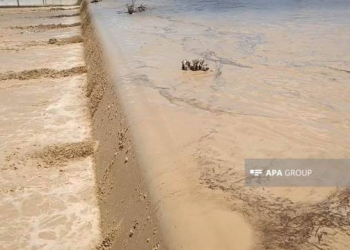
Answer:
[10,22,81,31]
[32,141,94,167]
[0,36,83,51]
[49,13,80,18]
[48,35,83,45]
[50,7,80,11]
[0,66,87,81]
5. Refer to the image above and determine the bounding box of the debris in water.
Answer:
[91,0,101,3]
[126,0,147,14]
[136,4,147,12]
[182,59,209,71]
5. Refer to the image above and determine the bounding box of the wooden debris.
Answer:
[182,59,209,71]
[91,0,102,3]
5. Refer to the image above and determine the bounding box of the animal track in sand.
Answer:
[0,66,87,81]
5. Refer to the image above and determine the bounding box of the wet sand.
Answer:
[0,6,100,249]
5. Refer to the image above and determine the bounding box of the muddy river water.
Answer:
[89,0,350,249]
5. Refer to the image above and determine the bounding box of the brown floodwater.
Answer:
[88,1,350,249]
